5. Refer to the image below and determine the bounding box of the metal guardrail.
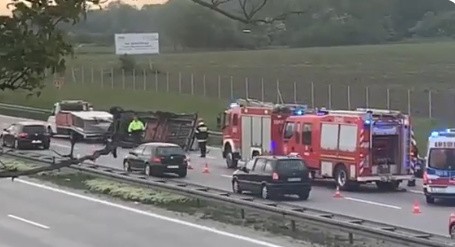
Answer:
[1,147,454,247]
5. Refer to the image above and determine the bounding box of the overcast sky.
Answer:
[0,0,168,15]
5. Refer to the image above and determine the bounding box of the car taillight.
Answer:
[18,133,28,138]
[151,157,161,163]
[272,172,279,180]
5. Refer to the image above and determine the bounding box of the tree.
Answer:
[0,0,304,179]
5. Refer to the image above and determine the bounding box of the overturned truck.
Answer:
[108,107,198,151]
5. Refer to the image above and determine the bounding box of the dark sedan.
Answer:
[123,142,188,177]
[1,122,51,150]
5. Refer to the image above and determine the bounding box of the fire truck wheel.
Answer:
[426,195,435,204]
[376,181,399,191]
[450,225,455,239]
[226,151,238,169]
[334,165,349,190]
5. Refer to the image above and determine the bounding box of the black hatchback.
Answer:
[123,142,188,177]
[1,121,51,150]
[232,156,311,200]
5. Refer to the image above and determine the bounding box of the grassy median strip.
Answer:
[2,158,402,247]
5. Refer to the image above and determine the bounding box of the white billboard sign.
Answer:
[115,33,159,55]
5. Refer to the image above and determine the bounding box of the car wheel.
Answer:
[178,169,187,178]
[43,141,50,150]
[14,139,21,150]
[261,185,273,200]
[145,164,152,176]
[298,191,310,200]
[426,195,435,204]
[123,161,131,172]
[232,179,242,194]
[226,151,238,169]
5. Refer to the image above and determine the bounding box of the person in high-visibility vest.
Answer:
[128,115,145,144]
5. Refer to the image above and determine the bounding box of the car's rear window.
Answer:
[275,159,305,173]
[156,146,185,156]
[22,125,46,133]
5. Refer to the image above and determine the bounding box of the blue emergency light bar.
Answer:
[430,129,455,138]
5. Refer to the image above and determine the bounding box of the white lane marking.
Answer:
[7,214,50,230]
[206,155,217,160]
[51,143,70,148]
[344,197,402,210]
[221,175,232,178]
[15,179,285,247]
[409,190,424,194]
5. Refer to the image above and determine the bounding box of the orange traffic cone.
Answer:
[412,200,421,214]
[202,163,210,174]
[333,186,343,198]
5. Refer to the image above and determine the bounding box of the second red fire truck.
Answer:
[220,99,414,191]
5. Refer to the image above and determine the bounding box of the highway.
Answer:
[0,114,453,237]
[0,172,304,247]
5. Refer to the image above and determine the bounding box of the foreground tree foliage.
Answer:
[0,0,301,179]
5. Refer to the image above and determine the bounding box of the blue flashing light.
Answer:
[270,141,276,153]
[295,109,304,115]
[430,131,439,137]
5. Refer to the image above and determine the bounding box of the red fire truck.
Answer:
[220,99,307,168]
[281,108,413,191]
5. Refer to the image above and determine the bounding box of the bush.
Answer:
[118,54,137,72]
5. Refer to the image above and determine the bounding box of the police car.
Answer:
[423,129,455,204]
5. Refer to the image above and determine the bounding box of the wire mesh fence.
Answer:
[57,66,455,123]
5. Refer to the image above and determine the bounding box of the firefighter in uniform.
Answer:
[128,115,145,145]
[195,119,209,157]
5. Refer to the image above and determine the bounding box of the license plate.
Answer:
[31,140,42,144]
[430,187,446,193]
[167,165,179,169]
[288,177,301,182]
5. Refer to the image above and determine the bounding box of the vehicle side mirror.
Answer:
[241,166,249,173]
[129,151,137,156]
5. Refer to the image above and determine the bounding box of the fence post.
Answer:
[132,69,136,90]
[386,88,390,109]
[179,72,182,94]
[122,69,125,90]
[311,81,315,108]
[245,77,249,98]
[143,69,146,91]
[155,70,158,92]
[230,76,234,99]
[347,85,351,110]
[111,67,114,89]
[365,86,369,108]
[261,78,265,102]
[328,84,332,109]
[293,81,297,103]
[407,89,411,115]
[276,79,280,103]
[100,68,104,88]
[91,67,94,84]
[217,75,221,99]
[166,72,170,93]
[81,67,85,84]
[191,73,194,96]
[428,90,432,118]
[203,74,206,97]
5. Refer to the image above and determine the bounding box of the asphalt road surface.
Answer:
[0,115,453,237]
[0,175,305,247]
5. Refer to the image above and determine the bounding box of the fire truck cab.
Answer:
[220,99,307,168]
[281,108,413,191]
[423,129,455,204]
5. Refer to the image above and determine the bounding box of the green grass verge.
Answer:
[0,159,401,247]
